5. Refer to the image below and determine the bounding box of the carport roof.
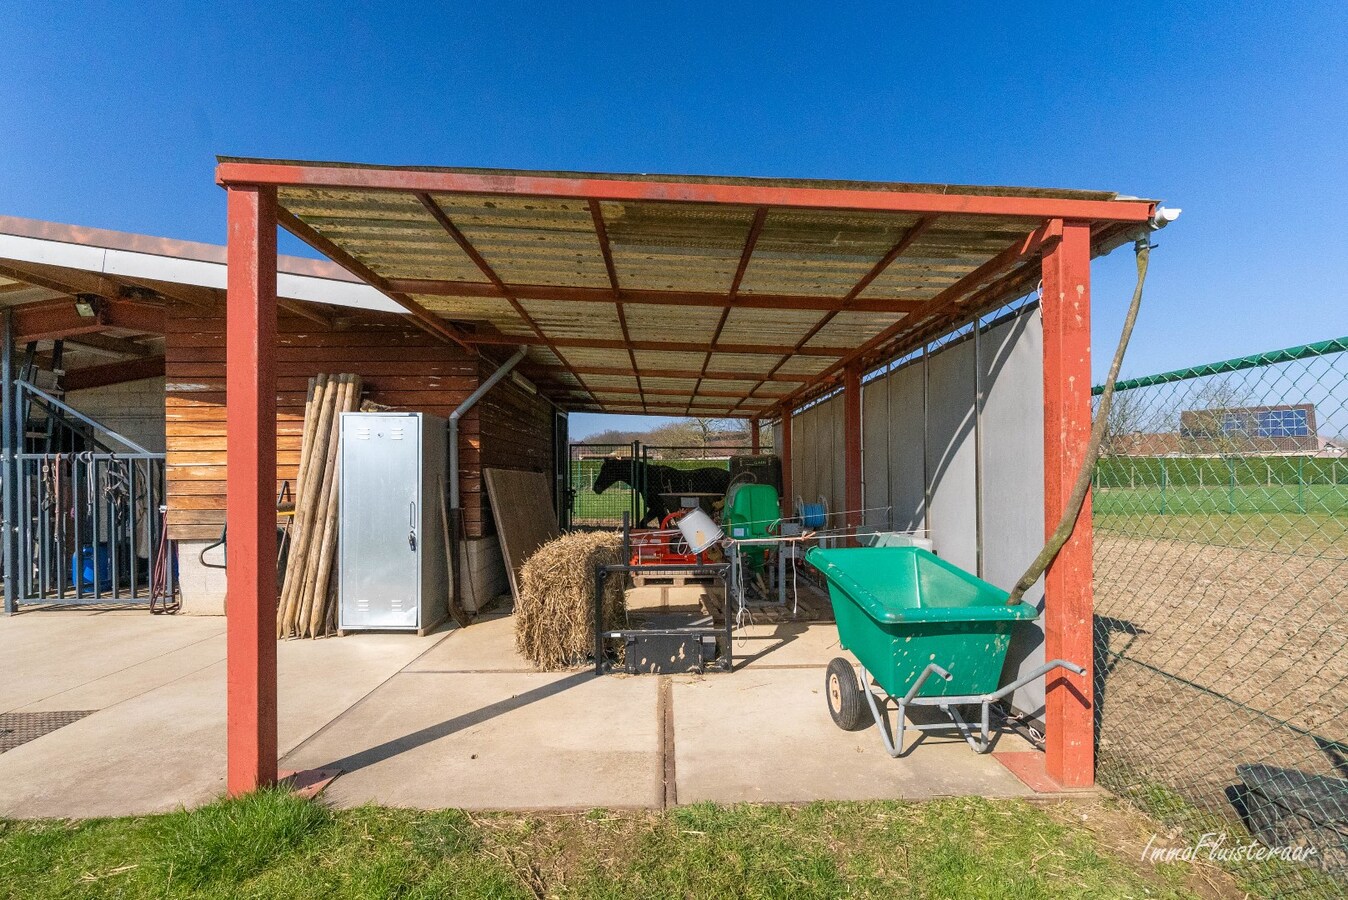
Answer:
[217,158,1159,418]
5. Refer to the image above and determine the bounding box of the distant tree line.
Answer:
[579,417,769,449]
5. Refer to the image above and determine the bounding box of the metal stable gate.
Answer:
[564,441,763,528]
[8,451,170,607]
[2,375,172,611]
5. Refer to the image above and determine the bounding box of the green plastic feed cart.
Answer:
[806,545,1084,756]
[723,483,780,571]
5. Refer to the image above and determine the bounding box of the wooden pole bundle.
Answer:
[277,373,362,638]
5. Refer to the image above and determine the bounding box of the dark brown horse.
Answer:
[592,456,730,527]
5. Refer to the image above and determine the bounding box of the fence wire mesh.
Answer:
[1091,337,1348,896]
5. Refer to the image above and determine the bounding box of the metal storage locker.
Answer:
[338,412,448,632]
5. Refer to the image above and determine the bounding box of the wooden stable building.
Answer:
[0,215,558,613]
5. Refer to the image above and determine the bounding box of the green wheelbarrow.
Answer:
[805,545,1085,756]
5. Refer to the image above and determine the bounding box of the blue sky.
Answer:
[3,2,1345,438]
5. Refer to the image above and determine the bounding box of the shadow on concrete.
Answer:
[732,624,806,667]
[316,669,593,775]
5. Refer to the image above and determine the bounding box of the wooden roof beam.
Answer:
[63,355,166,391]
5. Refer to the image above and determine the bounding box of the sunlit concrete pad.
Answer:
[729,622,844,669]
[0,611,225,713]
[280,670,662,810]
[672,666,1037,804]
[0,620,441,819]
[402,613,532,673]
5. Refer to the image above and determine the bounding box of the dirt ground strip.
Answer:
[1093,529,1347,891]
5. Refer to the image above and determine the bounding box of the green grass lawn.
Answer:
[0,791,1229,899]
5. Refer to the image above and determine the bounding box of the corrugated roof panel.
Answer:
[279,187,486,283]
[429,194,611,288]
[557,347,632,368]
[738,209,922,296]
[705,352,781,375]
[518,298,623,340]
[621,304,720,344]
[632,349,706,371]
[598,201,755,293]
[412,294,521,327]
[716,307,819,345]
[640,376,701,391]
[775,355,834,376]
[805,311,897,348]
[580,374,640,391]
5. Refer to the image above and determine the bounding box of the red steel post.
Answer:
[780,408,793,506]
[750,419,760,453]
[1040,221,1095,788]
[225,185,279,796]
[843,363,863,542]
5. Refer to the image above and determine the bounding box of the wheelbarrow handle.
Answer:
[902,662,953,705]
[985,658,1086,702]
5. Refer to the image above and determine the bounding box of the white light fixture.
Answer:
[1150,206,1182,230]
[73,294,100,318]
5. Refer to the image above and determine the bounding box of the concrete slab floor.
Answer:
[0,610,1051,817]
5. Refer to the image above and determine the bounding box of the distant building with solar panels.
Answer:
[1179,403,1319,454]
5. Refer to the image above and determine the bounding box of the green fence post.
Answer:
[1229,458,1236,514]
[1298,456,1306,513]
[1160,458,1167,515]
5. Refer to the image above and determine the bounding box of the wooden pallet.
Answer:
[631,573,720,588]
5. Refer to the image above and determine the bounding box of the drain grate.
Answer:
[0,711,95,753]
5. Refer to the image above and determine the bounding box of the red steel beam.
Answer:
[385,279,924,314]
[1040,221,1095,788]
[843,363,863,543]
[780,407,793,503]
[767,219,1063,417]
[217,162,1156,223]
[589,199,645,412]
[531,363,806,382]
[462,332,840,357]
[416,193,606,411]
[224,184,279,796]
[690,207,768,414]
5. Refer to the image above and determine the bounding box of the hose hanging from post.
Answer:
[1005,236,1152,605]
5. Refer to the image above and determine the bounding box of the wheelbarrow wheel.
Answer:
[825,657,869,731]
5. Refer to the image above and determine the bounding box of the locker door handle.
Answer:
[409,501,417,551]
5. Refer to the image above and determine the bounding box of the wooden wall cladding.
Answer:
[164,309,485,541]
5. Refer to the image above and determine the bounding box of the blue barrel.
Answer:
[71,543,113,592]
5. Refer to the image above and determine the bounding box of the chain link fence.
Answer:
[1092,336,1348,896]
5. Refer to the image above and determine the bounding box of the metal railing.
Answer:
[3,377,172,610]
[12,451,169,606]
[1092,335,1347,896]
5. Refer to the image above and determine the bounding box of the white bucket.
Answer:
[676,508,723,554]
